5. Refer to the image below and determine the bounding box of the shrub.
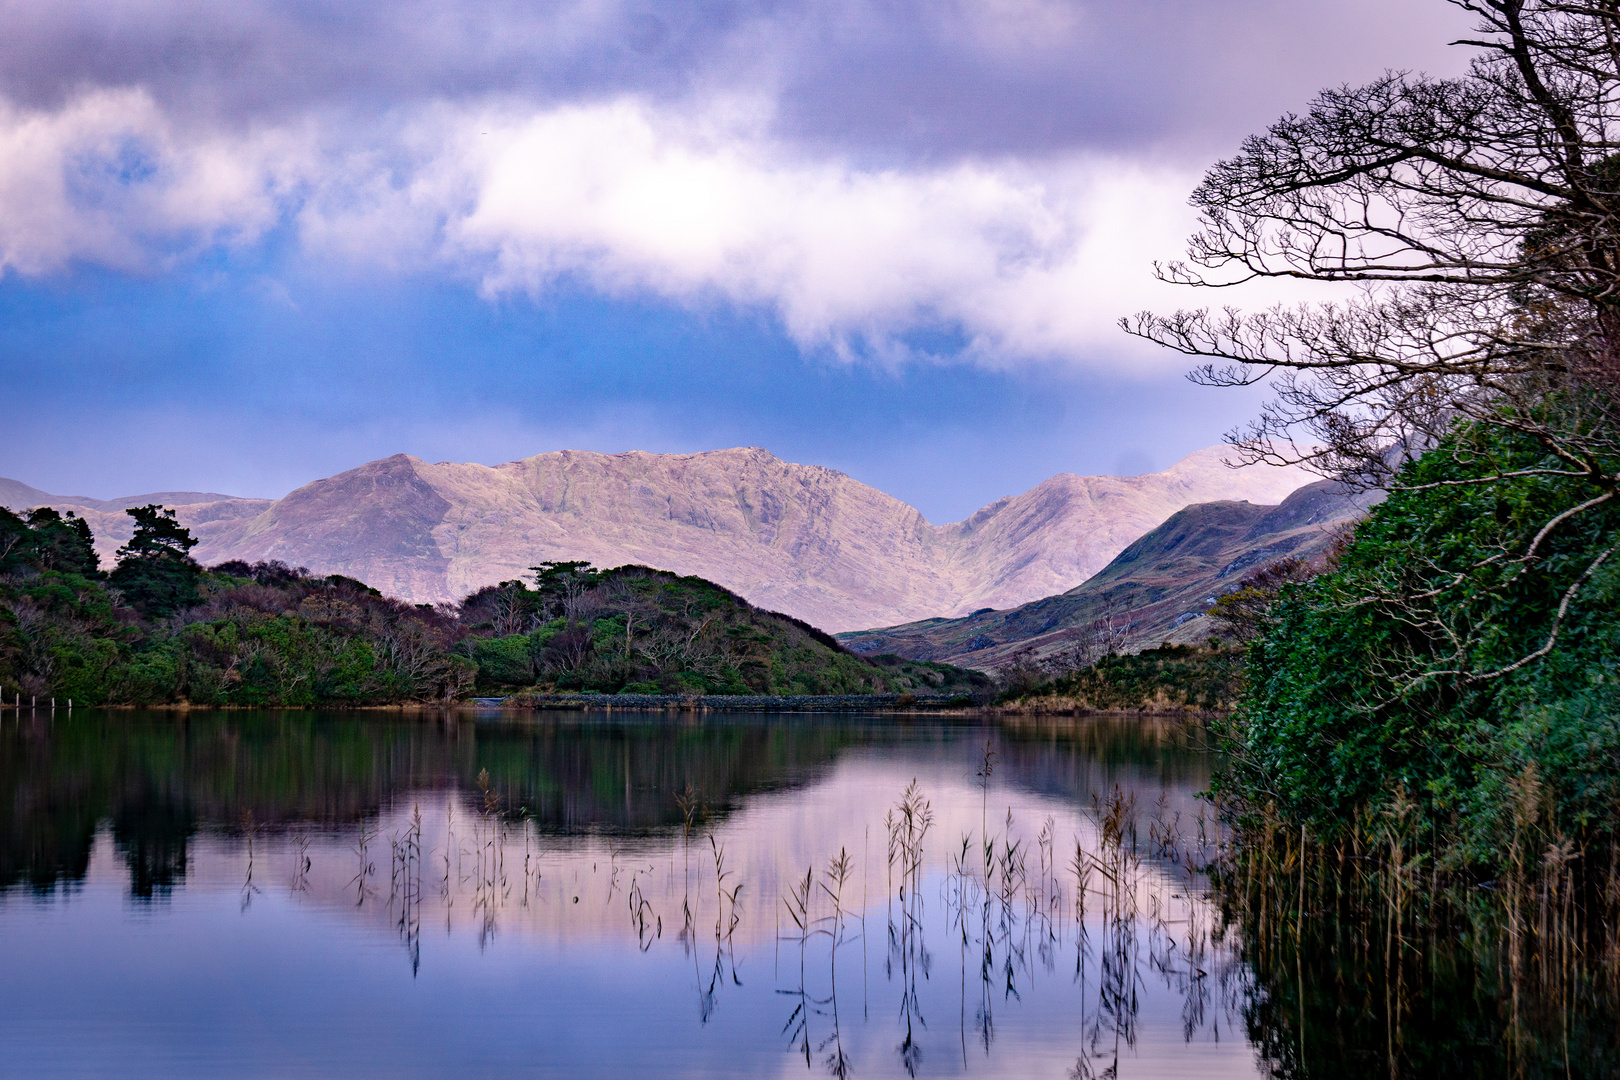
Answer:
[1224,425,1620,866]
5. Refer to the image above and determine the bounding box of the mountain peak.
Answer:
[0,445,1315,632]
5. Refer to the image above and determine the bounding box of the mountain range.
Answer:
[836,479,1379,665]
[1,446,1313,633]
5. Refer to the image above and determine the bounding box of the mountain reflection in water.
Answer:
[0,710,1256,1079]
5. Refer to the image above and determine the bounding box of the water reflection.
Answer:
[0,710,1251,1079]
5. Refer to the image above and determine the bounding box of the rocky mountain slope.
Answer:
[837,480,1379,666]
[1,446,1312,632]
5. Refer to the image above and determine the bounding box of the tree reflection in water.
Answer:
[0,710,1347,1077]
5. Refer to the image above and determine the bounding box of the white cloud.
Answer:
[0,88,309,274]
[325,96,1211,367]
[0,87,1294,370]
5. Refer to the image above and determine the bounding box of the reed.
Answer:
[1213,795,1620,1079]
[289,833,312,892]
[388,805,423,973]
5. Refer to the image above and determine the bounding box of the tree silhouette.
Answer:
[109,505,202,616]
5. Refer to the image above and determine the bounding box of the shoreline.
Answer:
[466,693,1218,720]
[11,693,1217,719]
[467,692,978,713]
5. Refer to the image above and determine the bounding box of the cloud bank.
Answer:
[0,0,1473,368]
[0,89,1210,364]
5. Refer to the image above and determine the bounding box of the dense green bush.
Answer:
[1224,425,1620,865]
[1004,643,1243,713]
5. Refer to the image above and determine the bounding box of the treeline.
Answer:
[455,561,984,698]
[0,507,984,707]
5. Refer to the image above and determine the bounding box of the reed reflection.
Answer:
[0,710,1259,1079]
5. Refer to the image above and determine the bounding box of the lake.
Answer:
[0,709,1254,1079]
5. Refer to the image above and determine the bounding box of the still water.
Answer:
[0,710,1257,1079]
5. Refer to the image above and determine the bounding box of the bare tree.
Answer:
[378,619,454,698]
[1208,558,1318,643]
[1090,591,1139,657]
[1040,627,1100,676]
[543,621,595,673]
[529,561,600,622]
[1133,0,1620,477]
[635,616,722,680]
[488,583,530,637]
[1130,0,1620,677]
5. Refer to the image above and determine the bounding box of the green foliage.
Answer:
[0,524,982,705]
[1224,425,1620,865]
[460,565,988,698]
[108,505,203,617]
[0,506,100,577]
[0,556,472,706]
[1006,643,1243,713]
[470,634,536,687]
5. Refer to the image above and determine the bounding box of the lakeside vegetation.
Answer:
[1108,5,1620,1070]
[1005,423,1620,868]
[0,506,984,707]
[1228,424,1620,867]
[998,641,1243,714]
[993,11,1620,1068]
[996,420,1620,1073]
[1125,0,1620,887]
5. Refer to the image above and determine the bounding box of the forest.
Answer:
[0,504,981,707]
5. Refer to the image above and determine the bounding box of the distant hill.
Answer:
[0,446,1313,633]
[0,478,245,514]
[460,565,989,698]
[837,479,1380,667]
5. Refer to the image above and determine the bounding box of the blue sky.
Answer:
[0,0,1468,522]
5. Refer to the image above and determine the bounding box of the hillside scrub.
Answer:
[1223,425,1620,869]
[0,524,475,706]
[456,565,988,697]
[998,642,1244,714]
[0,508,982,706]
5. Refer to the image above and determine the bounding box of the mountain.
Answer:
[836,479,1379,665]
[0,478,246,515]
[1,446,1314,633]
[0,488,275,574]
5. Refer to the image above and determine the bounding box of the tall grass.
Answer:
[1215,793,1620,1078]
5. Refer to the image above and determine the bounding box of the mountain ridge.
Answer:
[836,479,1380,665]
[1,445,1315,632]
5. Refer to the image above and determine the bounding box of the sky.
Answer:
[0,0,1473,523]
